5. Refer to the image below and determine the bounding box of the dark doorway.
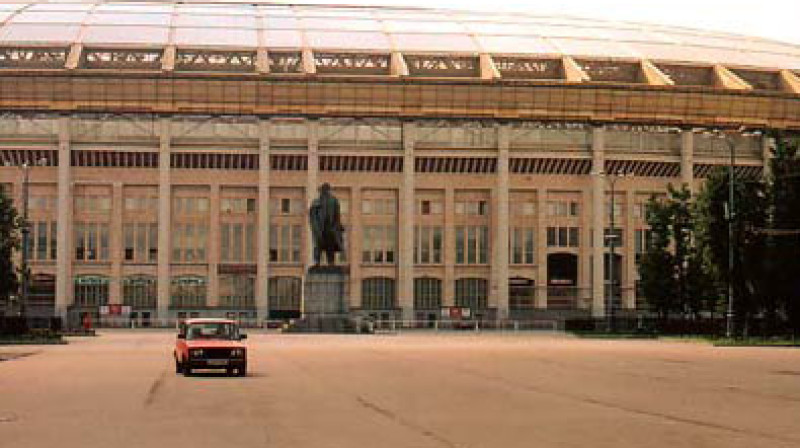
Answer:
[547,253,578,309]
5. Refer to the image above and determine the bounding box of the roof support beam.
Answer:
[480,53,501,80]
[256,48,270,74]
[713,64,752,90]
[161,46,176,72]
[65,43,82,70]
[302,48,316,75]
[779,70,800,94]
[562,56,590,82]
[391,51,408,77]
[640,59,673,86]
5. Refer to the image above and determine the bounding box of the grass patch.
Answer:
[0,335,66,345]
[570,331,658,339]
[713,337,800,347]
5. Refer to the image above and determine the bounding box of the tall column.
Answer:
[256,119,271,321]
[535,190,547,309]
[762,135,774,179]
[305,119,319,269]
[443,188,455,307]
[55,116,72,319]
[398,121,416,320]
[624,190,636,310]
[349,187,362,311]
[156,117,171,319]
[591,126,606,318]
[207,184,220,311]
[579,184,594,310]
[491,124,510,319]
[109,182,123,305]
[681,130,695,192]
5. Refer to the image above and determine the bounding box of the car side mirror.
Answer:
[239,334,247,340]
[177,333,185,339]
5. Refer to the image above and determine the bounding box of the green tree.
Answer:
[764,135,800,336]
[695,167,768,336]
[639,194,677,320]
[0,188,22,312]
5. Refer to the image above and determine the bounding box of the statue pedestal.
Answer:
[287,265,357,333]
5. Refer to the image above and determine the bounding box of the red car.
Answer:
[174,318,248,377]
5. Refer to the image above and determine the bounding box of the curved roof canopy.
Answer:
[1,0,799,71]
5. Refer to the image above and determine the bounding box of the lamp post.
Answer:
[603,170,633,332]
[16,157,48,318]
[702,128,761,339]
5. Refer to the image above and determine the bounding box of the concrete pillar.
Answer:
[256,119,271,321]
[591,126,606,318]
[349,187,362,311]
[443,188,455,307]
[535,189,548,309]
[305,119,319,269]
[156,118,171,319]
[491,124,510,319]
[55,116,72,319]
[207,184,220,311]
[762,135,775,180]
[579,184,593,310]
[109,182,123,305]
[398,121,416,319]
[681,130,694,193]
[624,190,636,310]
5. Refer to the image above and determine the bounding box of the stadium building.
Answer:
[1,0,799,325]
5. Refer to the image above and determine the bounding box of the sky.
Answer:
[286,0,800,45]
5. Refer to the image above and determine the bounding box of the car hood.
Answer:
[185,340,246,349]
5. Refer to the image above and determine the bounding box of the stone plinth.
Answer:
[287,265,355,333]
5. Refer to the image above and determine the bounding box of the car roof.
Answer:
[184,318,238,325]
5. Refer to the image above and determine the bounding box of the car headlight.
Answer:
[230,348,244,358]
[190,349,204,358]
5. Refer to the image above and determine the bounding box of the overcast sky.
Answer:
[290,0,800,45]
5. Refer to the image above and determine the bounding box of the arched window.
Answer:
[268,276,302,316]
[455,278,488,310]
[74,275,110,307]
[170,276,207,309]
[414,277,442,310]
[362,277,396,310]
[219,274,255,309]
[123,275,157,309]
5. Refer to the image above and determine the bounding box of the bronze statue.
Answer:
[309,183,344,266]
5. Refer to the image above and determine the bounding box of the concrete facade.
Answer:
[0,115,769,323]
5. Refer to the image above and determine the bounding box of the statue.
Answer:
[309,183,345,266]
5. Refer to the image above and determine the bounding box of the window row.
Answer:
[72,275,501,314]
[26,221,57,261]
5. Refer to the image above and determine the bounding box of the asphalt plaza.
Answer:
[1,330,799,448]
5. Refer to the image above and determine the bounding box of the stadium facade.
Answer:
[1,0,799,325]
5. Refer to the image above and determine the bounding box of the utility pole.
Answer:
[20,162,30,318]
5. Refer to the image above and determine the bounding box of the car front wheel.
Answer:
[237,364,247,377]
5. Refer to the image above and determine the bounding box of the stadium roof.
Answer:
[0,0,799,72]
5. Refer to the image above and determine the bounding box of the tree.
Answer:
[639,193,677,320]
[694,167,768,336]
[0,188,22,313]
[764,135,800,336]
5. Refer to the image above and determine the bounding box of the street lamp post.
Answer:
[15,157,48,318]
[603,171,632,332]
[724,136,736,339]
[20,163,30,318]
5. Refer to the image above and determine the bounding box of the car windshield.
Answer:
[185,322,239,340]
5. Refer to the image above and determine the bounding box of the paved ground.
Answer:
[1,331,800,448]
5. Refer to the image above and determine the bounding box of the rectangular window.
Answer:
[362,225,397,265]
[547,226,580,248]
[36,222,47,260]
[456,225,489,265]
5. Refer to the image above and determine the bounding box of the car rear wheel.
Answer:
[237,365,247,377]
